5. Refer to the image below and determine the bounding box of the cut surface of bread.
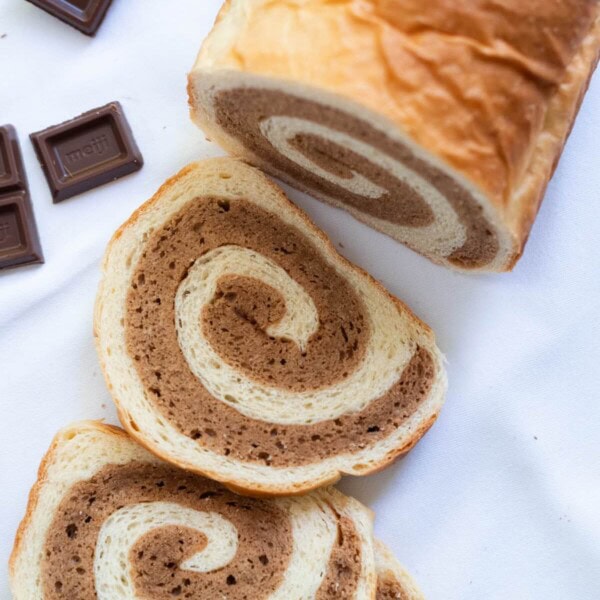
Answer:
[9,421,378,599]
[94,158,446,495]
[375,541,425,600]
[189,0,600,272]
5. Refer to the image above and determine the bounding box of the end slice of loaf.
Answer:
[10,421,380,599]
[94,157,447,495]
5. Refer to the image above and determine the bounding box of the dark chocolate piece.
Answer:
[0,126,27,192]
[26,0,113,36]
[30,102,143,203]
[0,126,43,271]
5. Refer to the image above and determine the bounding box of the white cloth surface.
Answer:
[1,1,599,598]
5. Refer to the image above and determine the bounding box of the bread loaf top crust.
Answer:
[194,0,600,237]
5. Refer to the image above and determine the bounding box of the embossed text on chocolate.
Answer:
[64,134,110,164]
[52,122,122,177]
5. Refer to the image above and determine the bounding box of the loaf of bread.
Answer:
[189,0,600,271]
[9,421,418,599]
[94,158,446,496]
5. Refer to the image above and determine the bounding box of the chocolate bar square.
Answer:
[0,192,44,270]
[0,126,43,271]
[30,102,143,203]
[0,126,27,192]
[26,0,113,36]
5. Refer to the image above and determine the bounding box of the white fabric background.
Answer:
[1,1,599,598]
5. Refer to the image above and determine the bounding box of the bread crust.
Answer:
[189,0,600,271]
[508,10,600,249]
[94,158,446,496]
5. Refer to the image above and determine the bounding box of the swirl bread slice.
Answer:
[10,421,381,599]
[94,158,446,496]
[189,0,600,272]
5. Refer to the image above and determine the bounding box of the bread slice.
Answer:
[375,541,425,600]
[9,421,379,599]
[189,0,600,272]
[94,158,446,496]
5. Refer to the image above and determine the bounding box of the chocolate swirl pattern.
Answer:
[94,159,446,495]
[188,0,600,271]
[9,422,378,599]
[190,76,510,272]
[209,86,500,269]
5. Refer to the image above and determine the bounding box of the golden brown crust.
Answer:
[509,10,600,255]
[191,1,600,272]
[94,159,442,496]
[214,0,232,26]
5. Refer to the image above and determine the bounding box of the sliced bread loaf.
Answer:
[10,421,379,599]
[189,0,600,271]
